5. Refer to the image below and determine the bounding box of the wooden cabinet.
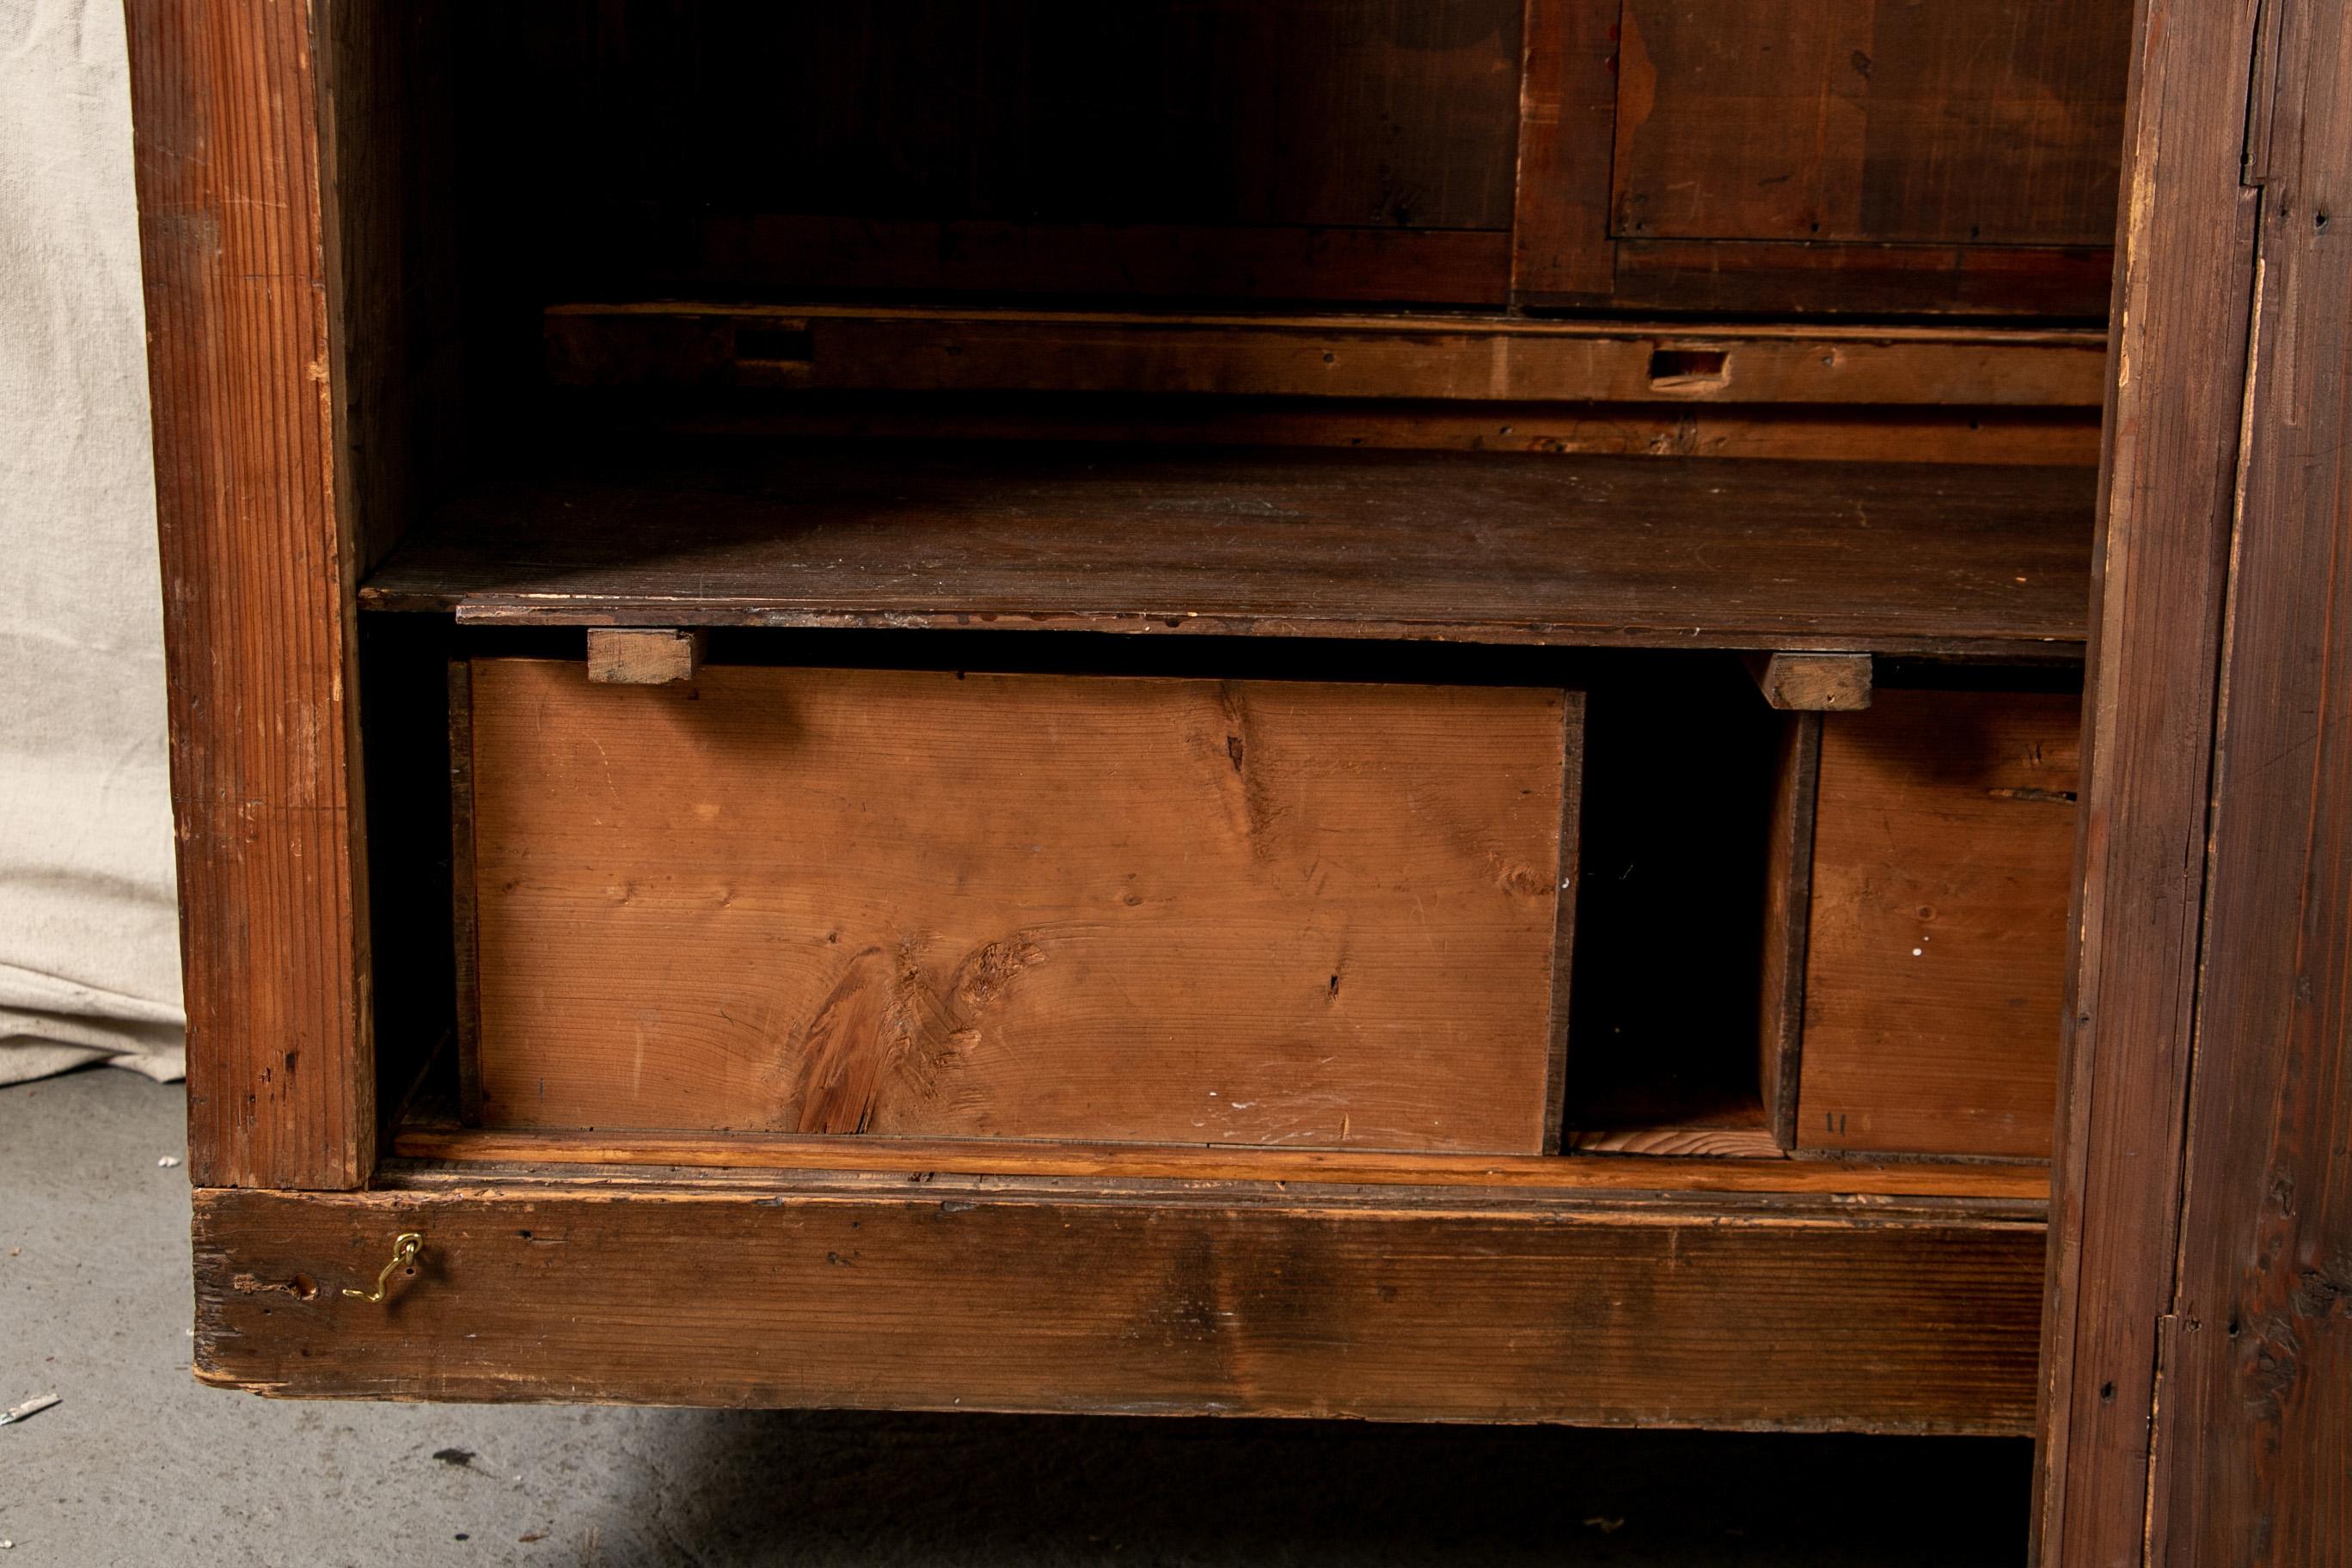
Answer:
[127,1,2351,1559]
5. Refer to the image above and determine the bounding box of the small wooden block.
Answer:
[1743,652,1873,711]
[586,628,704,685]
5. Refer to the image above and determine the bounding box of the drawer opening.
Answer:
[370,634,2079,1180]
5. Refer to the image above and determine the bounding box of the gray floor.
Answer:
[3,1069,2032,1567]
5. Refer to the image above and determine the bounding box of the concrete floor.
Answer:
[3,1068,2034,1567]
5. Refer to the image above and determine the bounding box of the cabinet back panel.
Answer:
[1614,0,2130,247]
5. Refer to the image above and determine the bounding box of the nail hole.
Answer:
[290,1273,317,1302]
[2099,1381,2116,1401]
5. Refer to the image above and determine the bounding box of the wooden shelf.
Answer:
[362,441,2095,658]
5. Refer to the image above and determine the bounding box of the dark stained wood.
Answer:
[1509,0,1621,300]
[1614,1,2129,248]
[650,396,2104,468]
[1760,714,1823,1149]
[463,660,1574,1154]
[508,3,1522,307]
[1744,652,1873,711]
[601,2,1525,232]
[193,1179,2046,1433]
[1797,692,2077,1160]
[317,0,462,575]
[1603,239,2115,317]
[123,0,373,1190]
[2147,2,2352,1557]
[360,444,2098,659]
[672,219,1514,308]
[544,304,2110,407]
[446,659,481,1127]
[2032,0,2268,1559]
[389,1125,2056,1201]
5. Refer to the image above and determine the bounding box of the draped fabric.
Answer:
[0,0,184,1083]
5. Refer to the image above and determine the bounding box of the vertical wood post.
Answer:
[124,0,374,1189]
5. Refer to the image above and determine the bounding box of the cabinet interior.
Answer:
[346,1,2113,1207]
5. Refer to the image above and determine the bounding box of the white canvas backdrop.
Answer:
[0,0,184,1083]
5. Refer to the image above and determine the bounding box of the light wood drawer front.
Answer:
[1797,689,2079,1157]
[462,659,1577,1155]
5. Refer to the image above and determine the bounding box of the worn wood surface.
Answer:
[193,1179,2045,1432]
[1563,1125,1789,1159]
[124,0,374,1190]
[362,444,2096,658]
[1744,652,1873,711]
[1603,239,2115,318]
[2033,0,2267,1559]
[1798,691,2076,1159]
[1614,1,2129,248]
[389,1126,2055,1200]
[585,628,703,685]
[446,658,481,1125]
[2147,1,2352,1557]
[544,304,2109,407]
[1509,0,1620,300]
[647,396,2104,468]
[466,660,1573,1153]
[1760,714,1823,1148]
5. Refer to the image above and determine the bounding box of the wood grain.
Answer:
[1760,714,1823,1148]
[389,1125,2054,1201]
[1744,652,1873,711]
[1798,691,2076,1159]
[124,0,372,1189]
[2033,0,2267,1559]
[1614,1,2129,247]
[543,304,2109,407]
[193,1180,2045,1433]
[2149,1,2352,1555]
[585,628,703,685]
[1604,239,2115,318]
[643,397,2104,468]
[360,444,2098,659]
[1508,0,1621,299]
[466,660,1574,1154]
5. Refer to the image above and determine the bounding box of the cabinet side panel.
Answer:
[2159,0,2352,1556]
[124,0,372,1187]
[2034,0,2266,1559]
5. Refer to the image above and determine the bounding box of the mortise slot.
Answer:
[1648,346,1732,391]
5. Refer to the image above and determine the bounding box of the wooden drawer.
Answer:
[1792,689,2079,1157]
[456,658,1579,1155]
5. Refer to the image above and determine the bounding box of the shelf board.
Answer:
[361,441,2095,658]
[389,1125,2052,1204]
[545,300,2110,407]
